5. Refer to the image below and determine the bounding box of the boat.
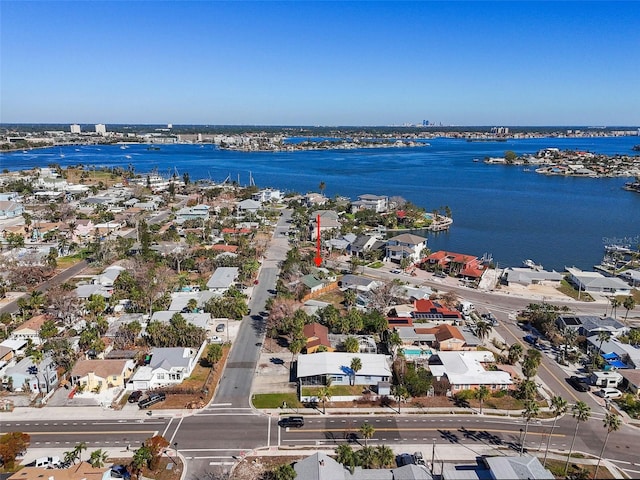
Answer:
[125,155,132,159]
[523,259,543,270]
[120,145,128,150]
[623,181,640,193]
[473,158,480,162]
[146,146,160,151]
[604,244,631,253]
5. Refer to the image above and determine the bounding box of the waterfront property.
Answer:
[566,266,632,295]
[422,250,485,279]
[501,267,563,286]
[385,233,427,265]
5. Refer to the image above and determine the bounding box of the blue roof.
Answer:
[607,360,628,368]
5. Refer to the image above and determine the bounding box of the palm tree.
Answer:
[318,378,333,415]
[623,296,636,324]
[594,413,622,480]
[475,321,492,344]
[89,449,108,468]
[561,327,578,363]
[387,331,402,360]
[564,401,591,475]
[343,336,359,353]
[544,396,568,466]
[522,348,542,381]
[474,385,490,414]
[594,330,612,367]
[610,297,621,319]
[335,444,355,467]
[270,463,296,480]
[392,384,409,413]
[356,446,377,469]
[520,399,540,455]
[375,445,395,468]
[29,350,44,393]
[350,357,362,386]
[508,343,523,365]
[73,442,87,464]
[319,181,326,195]
[359,422,375,447]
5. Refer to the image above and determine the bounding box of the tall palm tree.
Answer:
[88,449,108,468]
[318,378,333,415]
[392,384,409,413]
[359,422,375,447]
[564,401,591,475]
[356,446,377,469]
[594,413,622,480]
[350,357,362,386]
[595,330,612,367]
[73,442,87,464]
[343,336,359,353]
[544,396,568,466]
[520,399,540,455]
[623,296,636,324]
[561,327,578,363]
[610,297,621,319]
[475,385,490,415]
[475,321,491,343]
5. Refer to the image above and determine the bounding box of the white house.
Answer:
[2,354,58,394]
[566,267,632,296]
[428,351,512,393]
[128,345,204,391]
[0,201,24,220]
[252,189,283,203]
[385,233,427,264]
[351,194,389,213]
[236,199,261,215]
[175,204,210,224]
[206,267,239,293]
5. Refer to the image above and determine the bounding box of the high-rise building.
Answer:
[95,124,107,136]
[70,124,81,134]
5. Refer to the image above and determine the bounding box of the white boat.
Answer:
[523,259,543,270]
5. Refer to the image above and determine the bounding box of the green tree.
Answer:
[610,297,621,319]
[374,445,395,468]
[343,289,357,309]
[39,319,58,340]
[350,357,362,386]
[522,348,542,381]
[474,385,490,414]
[318,378,333,415]
[623,296,636,324]
[508,343,524,365]
[267,463,296,480]
[564,401,591,475]
[392,384,409,413]
[335,444,354,467]
[359,422,375,447]
[543,396,568,466]
[520,399,540,455]
[356,446,377,469]
[130,445,152,477]
[205,343,223,367]
[475,321,491,343]
[594,413,622,480]
[504,150,517,163]
[343,336,359,353]
[89,449,108,468]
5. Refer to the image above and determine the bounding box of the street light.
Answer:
[174,442,178,464]
[519,428,524,456]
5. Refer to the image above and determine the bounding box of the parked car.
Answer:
[110,464,131,480]
[278,416,304,428]
[595,388,622,400]
[210,336,223,343]
[138,392,166,409]
[215,323,225,332]
[396,453,415,467]
[390,269,401,274]
[413,451,426,466]
[434,271,447,278]
[128,390,143,403]
[567,376,590,392]
[30,456,60,468]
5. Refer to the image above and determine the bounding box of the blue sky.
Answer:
[1,1,639,126]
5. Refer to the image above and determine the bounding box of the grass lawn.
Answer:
[557,279,594,301]
[301,385,363,397]
[544,458,615,479]
[368,261,383,269]
[251,392,302,409]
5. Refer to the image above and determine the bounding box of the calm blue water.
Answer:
[2,136,639,271]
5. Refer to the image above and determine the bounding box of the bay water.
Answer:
[3,136,639,272]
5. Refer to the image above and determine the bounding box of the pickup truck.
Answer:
[138,392,166,409]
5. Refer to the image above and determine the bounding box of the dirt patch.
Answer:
[110,457,182,480]
[231,455,304,480]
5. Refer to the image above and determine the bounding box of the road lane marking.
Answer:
[169,417,183,445]
[23,430,157,435]
[286,427,566,438]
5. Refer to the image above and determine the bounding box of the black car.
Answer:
[128,390,143,403]
[138,392,166,409]
[567,376,590,392]
[110,465,131,480]
[278,416,304,428]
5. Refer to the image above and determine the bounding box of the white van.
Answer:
[595,388,622,400]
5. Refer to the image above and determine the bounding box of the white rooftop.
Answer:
[297,352,391,379]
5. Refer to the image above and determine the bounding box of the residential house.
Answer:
[310,210,341,241]
[620,370,640,395]
[429,351,512,393]
[2,354,58,394]
[133,201,158,211]
[422,251,485,279]
[304,192,329,207]
[501,267,563,287]
[70,359,135,393]
[8,461,110,480]
[206,267,239,293]
[301,274,328,295]
[0,339,27,362]
[96,265,125,288]
[0,201,24,220]
[349,233,383,258]
[413,299,462,322]
[326,334,377,354]
[293,452,433,480]
[585,335,640,369]
[168,291,218,312]
[557,315,628,338]
[303,322,335,353]
[9,314,50,346]
[442,455,553,480]
[151,311,212,332]
[297,352,391,396]
[325,233,356,253]
[128,345,204,391]
[385,233,427,264]
[0,192,20,202]
[339,274,380,292]
[252,188,283,203]
[566,267,632,295]
[351,194,389,213]
[175,204,210,224]
[619,269,640,287]
[236,198,261,215]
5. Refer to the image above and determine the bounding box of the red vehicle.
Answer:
[254,279,259,285]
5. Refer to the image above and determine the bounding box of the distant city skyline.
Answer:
[1,1,639,126]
